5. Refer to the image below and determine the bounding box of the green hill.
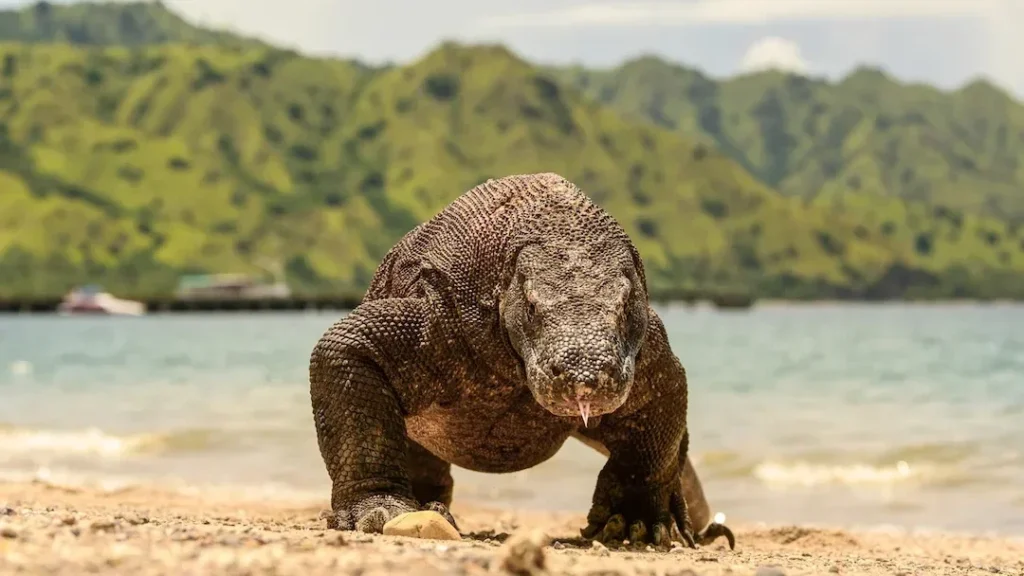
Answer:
[552,57,1024,224]
[1,39,1022,300]
[0,1,263,46]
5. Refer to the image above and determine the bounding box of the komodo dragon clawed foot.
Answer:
[323,494,459,533]
[580,465,697,549]
[572,432,738,551]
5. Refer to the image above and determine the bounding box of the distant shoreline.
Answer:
[3,293,1024,314]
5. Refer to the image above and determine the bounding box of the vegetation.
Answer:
[552,57,1024,224]
[0,3,1022,300]
[0,1,263,47]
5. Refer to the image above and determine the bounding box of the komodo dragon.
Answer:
[309,172,735,549]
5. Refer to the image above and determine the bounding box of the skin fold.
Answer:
[309,173,735,550]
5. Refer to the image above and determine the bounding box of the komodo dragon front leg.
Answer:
[572,309,736,549]
[573,433,736,549]
[309,297,458,533]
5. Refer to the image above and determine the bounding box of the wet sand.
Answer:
[1,481,1022,575]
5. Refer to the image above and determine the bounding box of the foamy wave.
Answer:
[0,466,326,505]
[8,360,32,375]
[0,466,141,492]
[753,459,925,487]
[0,425,214,458]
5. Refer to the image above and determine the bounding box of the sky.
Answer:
[7,0,1024,98]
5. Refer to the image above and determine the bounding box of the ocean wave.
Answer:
[0,424,220,458]
[0,466,326,505]
[693,444,991,489]
[8,360,32,375]
[873,442,979,466]
[752,460,922,487]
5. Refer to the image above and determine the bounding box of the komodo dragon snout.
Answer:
[500,242,649,425]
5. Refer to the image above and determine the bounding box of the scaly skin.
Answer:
[309,173,735,549]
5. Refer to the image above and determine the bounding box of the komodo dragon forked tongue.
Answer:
[578,400,591,427]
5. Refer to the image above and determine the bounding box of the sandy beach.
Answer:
[1,481,1021,576]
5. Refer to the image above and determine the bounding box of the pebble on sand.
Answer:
[382,511,462,541]
[496,529,551,576]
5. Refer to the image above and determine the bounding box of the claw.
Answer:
[628,520,647,545]
[600,514,626,543]
[696,522,736,550]
[578,400,591,427]
[652,523,670,547]
[669,491,698,549]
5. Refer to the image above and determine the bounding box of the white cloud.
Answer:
[979,0,1024,96]
[478,0,984,29]
[740,37,808,74]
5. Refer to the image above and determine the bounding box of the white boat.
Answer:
[57,285,146,316]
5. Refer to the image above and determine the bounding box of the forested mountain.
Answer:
[0,3,1021,299]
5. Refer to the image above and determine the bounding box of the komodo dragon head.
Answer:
[500,239,649,426]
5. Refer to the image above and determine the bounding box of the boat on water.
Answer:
[57,285,146,316]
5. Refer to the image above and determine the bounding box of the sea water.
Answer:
[1,303,1021,534]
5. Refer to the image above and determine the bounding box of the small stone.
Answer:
[590,540,610,556]
[829,567,840,573]
[670,547,687,554]
[0,507,15,516]
[496,529,550,576]
[1,525,17,539]
[61,516,77,526]
[89,519,118,532]
[552,541,564,550]
[382,511,461,541]
[755,567,786,576]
